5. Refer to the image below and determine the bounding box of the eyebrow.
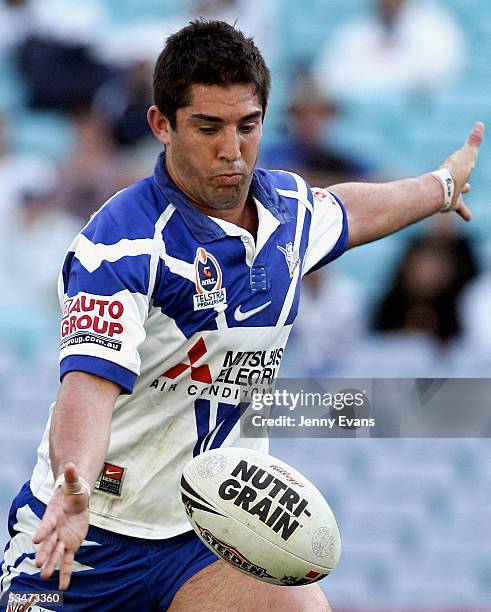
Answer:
[190,111,262,124]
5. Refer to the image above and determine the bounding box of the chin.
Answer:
[208,199,241,211]
[207,191,244,210]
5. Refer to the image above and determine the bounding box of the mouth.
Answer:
[212,174,243,186]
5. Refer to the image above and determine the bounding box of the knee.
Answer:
[303,584,331,612]
[271,583,331,612]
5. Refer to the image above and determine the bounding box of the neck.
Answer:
[211,196,259,238]
[165,155,258,237]
[190,192,258,239]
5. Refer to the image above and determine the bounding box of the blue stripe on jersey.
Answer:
[265,168,300,193]
[61,250,76,295]
[285,199,312,326]
[161,211,211,264]
[209,402,243,450]
[82,178,165,244]
[64,255,151,297]
[192,400,242,457]
[251,169,295,223]
[153,266,219,339]
[308,194,349,273]
[60,355,137,393]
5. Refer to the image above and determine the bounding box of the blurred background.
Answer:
[0,0,490,609]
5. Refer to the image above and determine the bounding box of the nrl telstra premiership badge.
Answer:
[193,247,227,311]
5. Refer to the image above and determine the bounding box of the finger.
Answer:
[59,550,75,591]
[33,519,54,545]
[36,530,58,573]
[36,532,58,569]
[466,121,485,150]
[462,182,471,194]
[33,502,62,544]
[41,539,65,580]
[456,198,472,222]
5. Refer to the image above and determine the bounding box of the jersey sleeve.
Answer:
[302,187,349,275]
[58,210,155,394]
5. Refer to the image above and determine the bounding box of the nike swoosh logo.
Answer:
[234,301,271,321]
[105,470,121,476]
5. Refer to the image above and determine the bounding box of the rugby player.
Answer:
[0,19,484,611]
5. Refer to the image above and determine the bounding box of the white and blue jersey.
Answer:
[29,153,348,539]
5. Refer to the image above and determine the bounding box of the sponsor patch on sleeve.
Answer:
[60,293,125,351]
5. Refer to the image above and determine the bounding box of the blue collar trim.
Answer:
[152,152,294,242]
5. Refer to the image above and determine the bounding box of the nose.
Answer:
[217,127,241,162]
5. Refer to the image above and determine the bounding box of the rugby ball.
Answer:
[181,447,341,586]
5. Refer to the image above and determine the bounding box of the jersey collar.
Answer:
[152,152,294,243]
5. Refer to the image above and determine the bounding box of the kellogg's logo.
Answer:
[193,248,227,311]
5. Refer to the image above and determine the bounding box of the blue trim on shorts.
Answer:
[2,482,219,611]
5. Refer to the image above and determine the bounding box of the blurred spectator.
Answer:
[191,0,280,65]
[14,0,115,111]
[0,112,61,342]
[29,0,107,48]
[0,165,80,357]
[459,272,491,357]
[93,58,153,147]
[6,184,80,311]
[312,0,467,100]
[260,76,374,185]
[372,233,478,345]
[0,0,33,55]
[18,37,115,111]
[54,109,138,222]
[281,268,366,377]
[92,12,186,70]
[459,241,491,359]
[0,113,57,222]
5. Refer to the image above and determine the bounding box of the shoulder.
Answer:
[81,177,171,244]
[255,167,314,211]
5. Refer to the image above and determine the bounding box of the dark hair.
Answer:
[153,19,271,129]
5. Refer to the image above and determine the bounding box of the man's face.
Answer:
[160,83,262,211]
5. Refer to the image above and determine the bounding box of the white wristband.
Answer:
[431,168,455,212]
[54,474,91,498]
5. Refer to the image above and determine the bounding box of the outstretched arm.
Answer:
[330,122,485,248]
[33,371,120,590]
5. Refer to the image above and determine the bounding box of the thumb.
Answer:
[62,462,89,498]
[460,121,485,179]
[440,121,485,195]
[64,461,79,486]
[466,121,485,150]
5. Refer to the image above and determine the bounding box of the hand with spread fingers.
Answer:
[33,462,90,591]
[438,121,485,221]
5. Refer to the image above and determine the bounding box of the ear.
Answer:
[147,105,172,145]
